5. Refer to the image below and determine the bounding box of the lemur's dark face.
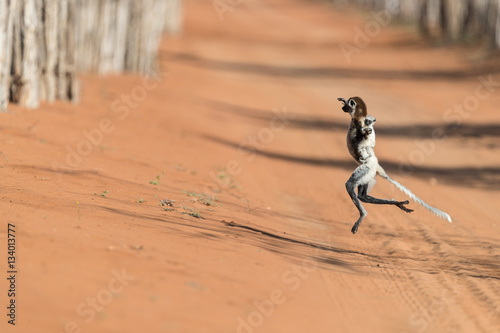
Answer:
[337,97,356,114]
[338,97,367,119]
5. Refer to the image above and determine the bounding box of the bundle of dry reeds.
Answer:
[0,0,182,111]
[332,0,500,48]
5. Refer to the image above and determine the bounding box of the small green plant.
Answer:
[94,191,107,197]
[215,167,241,191]
[136,198,144,203]
[181,205,202,219]
[189,212,201,218]
[200,195,218,206]
[182,191,219,206]
[149,171,165,186]
[181,211,201,218]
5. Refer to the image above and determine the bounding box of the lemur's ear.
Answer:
[349,99,356,108]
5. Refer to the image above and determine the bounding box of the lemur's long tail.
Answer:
[377,165,452,223]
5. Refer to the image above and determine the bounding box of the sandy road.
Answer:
[0,0,499,332]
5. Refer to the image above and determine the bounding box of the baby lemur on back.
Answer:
[352,113,376,164]
[337,97,452,234]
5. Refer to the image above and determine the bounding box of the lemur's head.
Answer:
[364,114,376,127]
[337,97,367,120]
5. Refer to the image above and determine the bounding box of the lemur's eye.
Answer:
[365,119,372,125]
[348,99,356,108]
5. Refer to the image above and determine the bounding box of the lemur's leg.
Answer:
[358,183,413,213]
[345,165,370,234]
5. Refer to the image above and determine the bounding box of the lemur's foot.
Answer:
[395,200,413,213]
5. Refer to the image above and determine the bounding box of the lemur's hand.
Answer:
[361,127,372,137]
[359,154,372,163]
[358,148,372,163]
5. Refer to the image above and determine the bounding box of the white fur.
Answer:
[377,166,452,223]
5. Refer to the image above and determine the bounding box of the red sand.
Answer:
[1,0,499,332]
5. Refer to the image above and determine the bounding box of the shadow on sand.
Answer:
[198,97,500,140]
[202,134,500,191]
[167,51,500,81]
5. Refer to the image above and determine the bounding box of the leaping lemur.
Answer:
[337,97,452,234]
